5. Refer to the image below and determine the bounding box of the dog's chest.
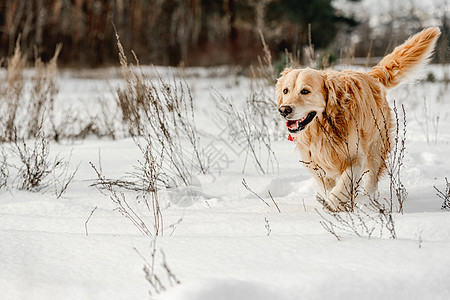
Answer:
[301,138,344,176]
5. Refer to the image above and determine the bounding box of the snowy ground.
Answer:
[1,64,450,300]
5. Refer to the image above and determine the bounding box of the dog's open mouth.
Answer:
[286,112,317,133]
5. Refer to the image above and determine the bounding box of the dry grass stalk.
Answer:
[249,31,299,143]
[136,239,181,296]
[268,190,281,213]
[1,38,26,141]
[372,102,407,214]
[160,250,181,287]
[84,206,98,237]
[309,110,365,210]
[315,106,406,240]
[242,178,281,212]
[0,40,62,141]
[246,89,285,141]
[316,192,397,240]
[91,162,154,236]
[0,39,106,143]
[136,139,164,236]
[8,126,76,193]
[0,149,8,190]
[115,30,207,188]
[252,30,300,85]
[255,30,277,85]
[434,177,450,210]
[11,130,55,191]
[28,44,62,139]
[53,150,79,199]
[90,136,164,236]
[306,23,316,67]
[214,91,279,175]
[264,217,271,236]
[242,178,270,207]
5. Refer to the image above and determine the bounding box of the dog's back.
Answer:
[368,27,441,89]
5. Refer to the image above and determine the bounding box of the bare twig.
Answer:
[90,162,153,236]
[114,31,207,188]
[213,90,279,174]
[135,239,180,296]
[314,105,406,240]
[264,217,271,236]
[9,127,73,192]
[160,250,181,286]
[53,150,79,199]
[268,190,281,213]
[242,178,270,207]
[0,148,8,190]
[434,177,450,210]
[85,206,98,236]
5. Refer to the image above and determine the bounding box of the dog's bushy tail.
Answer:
[368,27,441,89]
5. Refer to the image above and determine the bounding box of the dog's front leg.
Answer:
[299,148,336,196]
[304,163,336,196]
[327,158,365,211]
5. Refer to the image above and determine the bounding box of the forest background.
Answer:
[1,0,449,68]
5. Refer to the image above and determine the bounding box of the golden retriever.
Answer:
[276,27,441,211]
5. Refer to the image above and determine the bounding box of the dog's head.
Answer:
[276,68,331,136]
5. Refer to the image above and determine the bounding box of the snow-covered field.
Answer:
[1,64,450,300]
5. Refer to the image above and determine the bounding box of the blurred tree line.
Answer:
[0,0,448,67]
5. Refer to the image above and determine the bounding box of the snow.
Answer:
[1,62,450,300]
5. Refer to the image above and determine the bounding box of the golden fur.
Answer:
[276,27,441,211]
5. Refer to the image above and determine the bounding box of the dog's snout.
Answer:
[278,105,293,117]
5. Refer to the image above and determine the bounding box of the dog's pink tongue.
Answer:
[286,120,298,129]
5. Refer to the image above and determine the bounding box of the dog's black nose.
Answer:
[278,105,292,117]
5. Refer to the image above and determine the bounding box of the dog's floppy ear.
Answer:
[323,72,343,116]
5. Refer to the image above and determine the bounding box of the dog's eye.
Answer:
[300,89,310,95]
[283,88,288,94]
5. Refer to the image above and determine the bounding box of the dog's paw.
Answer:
[326,193,351,212]
[316,193,347,212]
